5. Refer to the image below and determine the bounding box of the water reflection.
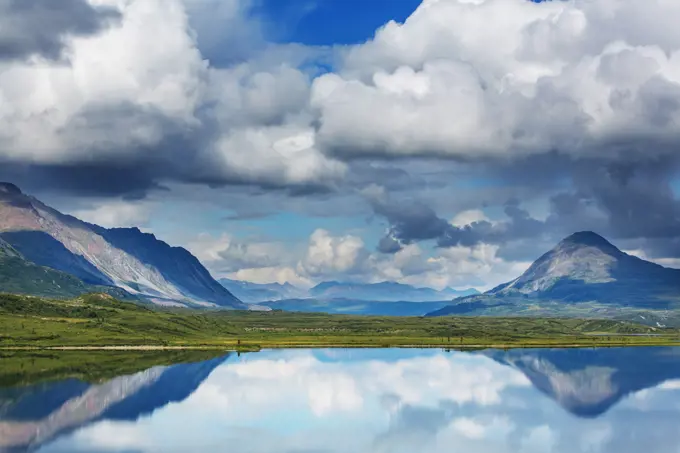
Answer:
[2,347,680,453]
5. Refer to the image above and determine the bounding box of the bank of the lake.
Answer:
[1,293,679,349]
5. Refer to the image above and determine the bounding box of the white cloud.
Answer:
[187,226,529,290]
[71,199,153,228]
[229,266,313,288]
[300,229,366,277]
[187,233,292,273]
[313,0,680,162]
[450,417,489,439]
[370,242,531,291]
[0,0,344,190]
[0,0,206,161]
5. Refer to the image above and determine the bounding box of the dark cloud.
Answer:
[0,100,337,199]
[367,154,680,261]
[377,235,403,254]
[0,0,121,61]
[370,197,452,246]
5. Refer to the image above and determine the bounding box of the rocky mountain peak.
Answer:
[494,232,625,294]
[557,231,621,254]
[0,182,22,195]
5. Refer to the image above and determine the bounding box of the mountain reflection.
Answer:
[0,356,227,453]
[2,347,680,453]
[486,347,680,417]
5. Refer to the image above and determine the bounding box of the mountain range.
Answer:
[0,183,243,308]
[3,182,680,320]
[218,278,307,303]
[307,281,479,302]
[216,280,479,316]
[427,232,680,324]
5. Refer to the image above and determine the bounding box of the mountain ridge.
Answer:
[427,231,680,321]
[308,280,479,302]
[0,183,243,308]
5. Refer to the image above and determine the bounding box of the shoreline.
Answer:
[3,339,680,351]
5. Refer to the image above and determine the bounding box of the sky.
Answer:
[1,0,680,290]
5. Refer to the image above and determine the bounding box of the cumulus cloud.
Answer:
[188,233,292,274]
[300,229,367,277]
[0,0,343,198]
[316,0,680,163]
[187,226,523,291]
[2,0,680,285]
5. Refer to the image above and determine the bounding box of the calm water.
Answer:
[3,347,680,453]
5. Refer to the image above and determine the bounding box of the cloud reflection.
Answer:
[28,348,680,453]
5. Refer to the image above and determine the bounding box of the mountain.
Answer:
[0,355,227,452]
[0,183,243,308]
[309,281,479,302]
[218,278,306,303]
[427,232,680,322]
[0,237,131,300]
[485,347,680,417]
[262,298,451,316]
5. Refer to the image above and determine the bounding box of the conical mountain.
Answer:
[0,183,243,308]
[491,231,679,299]
[427,232,680,319]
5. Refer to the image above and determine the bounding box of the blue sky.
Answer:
[2,0,680,289]
[256,0,422,45]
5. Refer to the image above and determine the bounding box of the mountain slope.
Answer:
[0,183,243,308]
[0,238,131,300]
[428,232,680,320]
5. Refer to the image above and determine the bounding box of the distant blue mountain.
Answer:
[218,278,306,303]
[262,298,451,316]
[219,278,479,308]
[308,281,479,302]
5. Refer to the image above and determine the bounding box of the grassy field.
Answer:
[1,293,679,349]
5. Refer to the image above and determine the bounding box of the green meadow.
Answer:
[1,293,679,349]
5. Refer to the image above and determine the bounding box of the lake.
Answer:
[2,347,680,453]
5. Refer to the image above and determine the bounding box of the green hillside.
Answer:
[0,241,130,300]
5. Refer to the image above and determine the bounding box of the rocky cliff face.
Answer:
[0,183,243,308]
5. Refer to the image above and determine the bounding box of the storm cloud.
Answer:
[0,0,120,61]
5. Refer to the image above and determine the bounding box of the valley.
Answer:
[0,293,677,349]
